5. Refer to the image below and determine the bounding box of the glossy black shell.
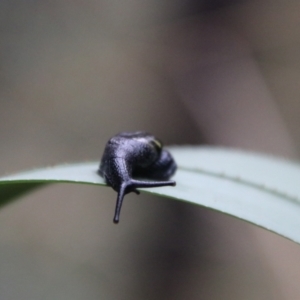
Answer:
[98,131,177,223]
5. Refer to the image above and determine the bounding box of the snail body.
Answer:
[98,131,177,223]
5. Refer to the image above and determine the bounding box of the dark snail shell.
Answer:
[98,131,177,223]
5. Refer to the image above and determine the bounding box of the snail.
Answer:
[98,131,177,223]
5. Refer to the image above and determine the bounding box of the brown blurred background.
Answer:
[0,0,300,299]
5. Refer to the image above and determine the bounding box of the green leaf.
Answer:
[0,147,300,244]
[0,163,106,206]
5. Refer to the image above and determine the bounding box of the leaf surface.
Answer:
[1,147,300,244]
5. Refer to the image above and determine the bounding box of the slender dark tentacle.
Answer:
[113,179,175,223]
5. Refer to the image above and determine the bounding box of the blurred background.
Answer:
[0,0,300,299]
